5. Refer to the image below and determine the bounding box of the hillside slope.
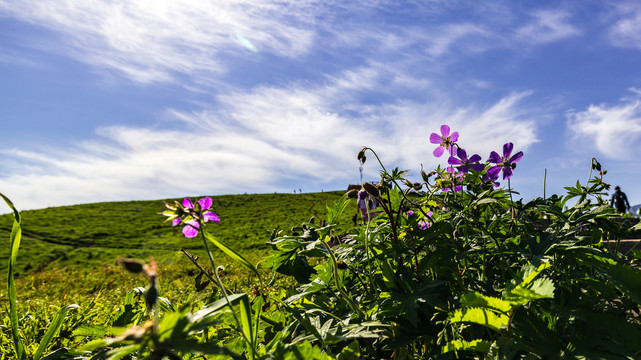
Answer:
[0,191,352,275]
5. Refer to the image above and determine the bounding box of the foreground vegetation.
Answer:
[3,125,641,359]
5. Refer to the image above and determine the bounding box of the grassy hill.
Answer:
[0,191,352,277]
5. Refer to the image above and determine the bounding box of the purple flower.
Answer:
[481,171,500,188]
[171,197,220,238]
[448,148,484,173]
[438,167,464,193]
[418,211,434,230]
[429,125,459,157]
[487,143,523,180]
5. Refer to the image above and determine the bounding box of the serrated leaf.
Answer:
[450,308,509,332]
[442,339,492,354]
[529,278,555,298]
[504,286,552,307]
[460,292,513,314]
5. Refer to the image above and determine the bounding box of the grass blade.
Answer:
[204,232,261,281]
[239,294,255,352]
[1,192,26,360]
[33,304,80,360]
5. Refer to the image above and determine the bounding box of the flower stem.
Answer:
[320,234,367,319]
[199,226,256,360]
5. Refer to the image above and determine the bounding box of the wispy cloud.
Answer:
[567,94,641,159]
[514,9,581,45]
[606,2,641,50]
[0,63,539,211]
[0,0,318,84]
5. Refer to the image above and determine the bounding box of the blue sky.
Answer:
[2,0,641,211]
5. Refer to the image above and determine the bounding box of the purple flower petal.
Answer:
[502,166,514,180]
[433,146,445,157]
[457,166,469,173]
[183,220,199,238]
[440,125,450,138]
[456,148,467,160]
[407,210,415,216]
[203,211,220,223]
[171,218,181,227]
[448,156,463,166]
[487,166,502,179]
[468,154,481,163]
[469,163,485,172]
[429,132,442,144]
[183,198,194,209]
[508,151,523,164]
[450,131,459,142]
[502,143,514,159]
[488,151,502,164]
[426,210,433,217]
[198,197,213,210]
[418,221,429,230]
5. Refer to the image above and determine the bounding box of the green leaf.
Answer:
[204,232,261,281]
[1,192,26,360]
[104,344,139,360]
[192,293,247,322]
[337,340,361,360]
[33,304,80,360]
[503,285,553,307]
[39,348,72,360]
[450,308,509,332]
[442,339,492,354]
[171,339,242,359]
[327,195,349,225]
[275,299,326,349]
[72,325,111,337]
[239,294,255,351]
[601,261,641,305]
[504,262,551,296]
[460,292,513,314]
[573,250,641,305]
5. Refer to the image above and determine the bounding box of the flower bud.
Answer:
[362,182,379,197]
[413,182,422,191]
[145,277,159,310]
[357,148,367,164]
[346,189,358,198]
[117,258,144,274]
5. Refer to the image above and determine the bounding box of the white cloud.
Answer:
[0,63,539,211]
[0,0,317,84]
[515,9,581,44]
[607,2,641,50]
[424,23,488,57]
[567,97,641,159]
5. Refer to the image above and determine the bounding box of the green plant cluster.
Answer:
[3,136,641,359]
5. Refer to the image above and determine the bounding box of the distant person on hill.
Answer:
[610,186,630,213]
[357,189,369,223]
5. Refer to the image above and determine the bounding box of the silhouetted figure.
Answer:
[610,186,630,213]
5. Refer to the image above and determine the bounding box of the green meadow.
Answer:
[0,191,351,304]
